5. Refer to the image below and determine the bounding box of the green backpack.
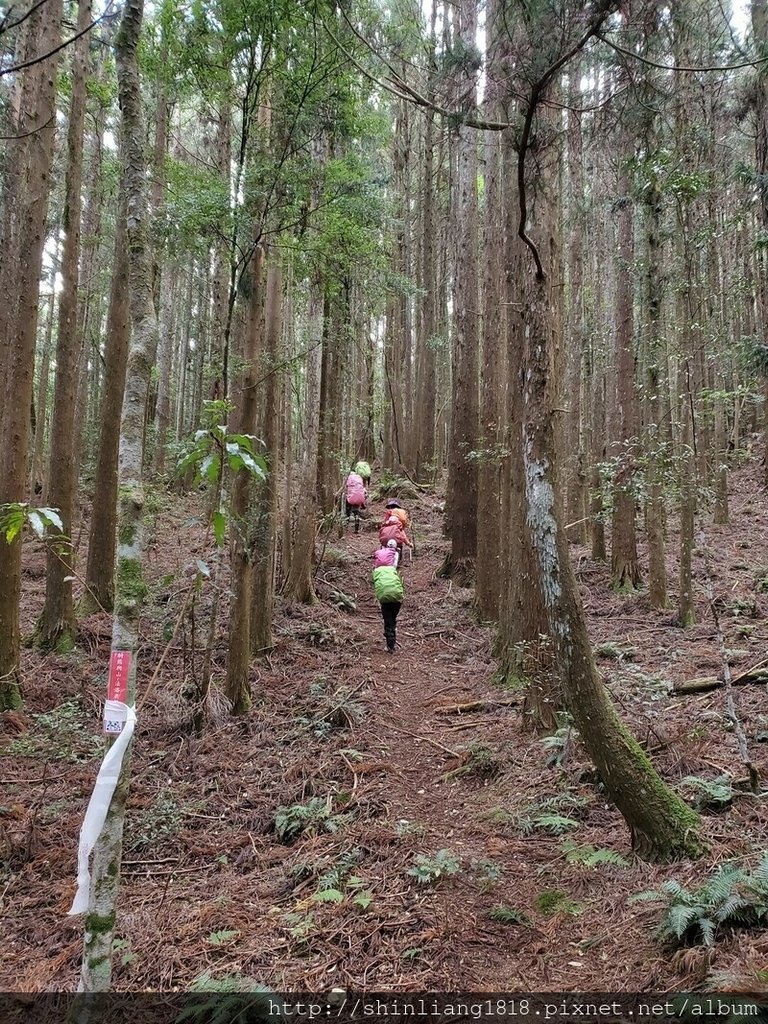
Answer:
[354,460,372,479]
[372,566,404,604]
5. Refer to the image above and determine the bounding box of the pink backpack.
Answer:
[374,547,397,568]
[346,472,366,506]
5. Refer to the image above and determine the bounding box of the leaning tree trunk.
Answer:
[77,0,159,990]
[36,0,92,651]
[514,5,701,859]
[0,0,62,709]
[522,268,701,859]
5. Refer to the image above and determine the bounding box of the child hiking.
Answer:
[372,563,404,653]
[373,538,400,569]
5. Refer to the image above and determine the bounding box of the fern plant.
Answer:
[539,713,578,767]
[407,849,461,885]
[179,974,283,1023]
[560,839,629,868]
[273,797,352,844]
[680,774,734,811]
[518,812,580,836]
[488,905,532,926]
[631,856,768,947]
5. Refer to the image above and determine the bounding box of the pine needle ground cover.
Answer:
[3,467,768,992]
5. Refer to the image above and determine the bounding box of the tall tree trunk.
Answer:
[226,246,264,715]
[316,282,347,514]
[496,123,552,719]
[564,63,588,545]
[77,0,159,989]
[283,284,324,603]
[610,132,642,592]
[512,2,702,859]
[37,0,92,651]
[83,200,131,614]
[251,259,283,654]
[0,0,62,709]
[30,249,60,496]
[642,156,668,609]
[443,0,479,582]
[475,0,504,620]
[521,172,701,862]
[678,395,696,628]
[414,104,437,481]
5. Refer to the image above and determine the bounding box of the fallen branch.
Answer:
[672,670,768,695]
[434,697,520,715]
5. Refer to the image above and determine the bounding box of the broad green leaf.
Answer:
[176,448,202,475]
[2,506,26,543]
[38,507,63,531]
[212,509,226,547]
[240,451,266,479]
[228,433,259,451]
[28,512,44,538]
[352,891,373,909]
[201,453,221,484]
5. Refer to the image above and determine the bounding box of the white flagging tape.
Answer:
[68,703,137,916]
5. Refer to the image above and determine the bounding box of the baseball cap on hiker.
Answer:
[386,500,400,508]
[387,539,398,548]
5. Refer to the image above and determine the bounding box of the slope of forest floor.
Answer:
[2,463,768,993]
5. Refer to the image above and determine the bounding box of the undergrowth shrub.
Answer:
[180,974,282,1023]
[273,797,353,844]
[680,774,734,812]
[631,856,768,947]
[407,849,461,885]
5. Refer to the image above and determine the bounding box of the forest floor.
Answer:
[3,463,768,995]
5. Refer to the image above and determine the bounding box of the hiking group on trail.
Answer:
[344,464,413,654]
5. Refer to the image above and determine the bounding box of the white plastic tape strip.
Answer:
[68,703,137,916]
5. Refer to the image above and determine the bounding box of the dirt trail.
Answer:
[2,473,768,992]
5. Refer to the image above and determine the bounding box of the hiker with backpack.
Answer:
[382,498,409,529]
[372,560,404,653]
[373,538,400,569]
[379,513,412,562]
[345,470,367,533]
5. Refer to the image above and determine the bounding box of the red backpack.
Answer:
[379,517,405,545]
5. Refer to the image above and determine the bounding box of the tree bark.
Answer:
[78,0,159,989]
[0,0,62,709]
[443,0,479,583]
[251,260,283,654]
[283,284,324,603]
[610,133,642,592]
[226,245,264,715]
[83,199,131,614]
[37,0,92,651]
